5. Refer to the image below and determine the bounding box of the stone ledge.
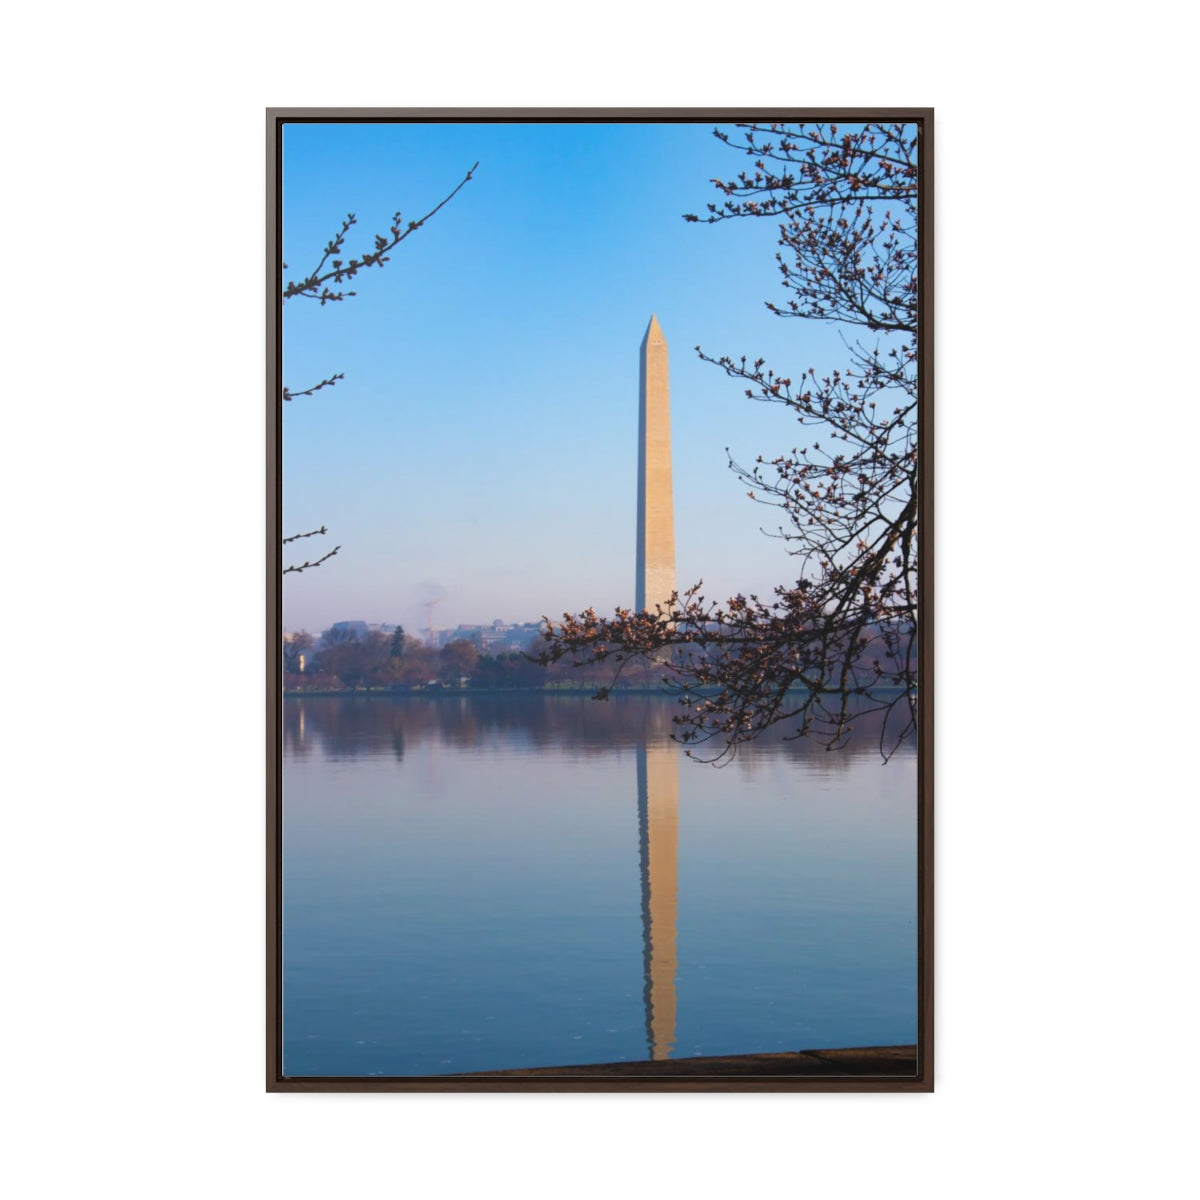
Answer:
[449,1044,918,1078]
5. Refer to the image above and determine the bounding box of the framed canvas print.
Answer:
[267,108,933,1092]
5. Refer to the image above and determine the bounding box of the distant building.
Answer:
[444,624,486,649]
[319,617,542,654]
[321,620,398,645]
[479,620,545,654]
[325,620,369,643]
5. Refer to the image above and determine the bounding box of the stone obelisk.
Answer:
[636,315,676,613]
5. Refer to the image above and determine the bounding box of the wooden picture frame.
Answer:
[268,107,933,1092]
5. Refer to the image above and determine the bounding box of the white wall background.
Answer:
[2,3,1196,1197]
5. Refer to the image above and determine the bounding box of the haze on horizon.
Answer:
[282,121,849,636]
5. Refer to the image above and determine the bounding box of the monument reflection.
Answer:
[287,693,686,1064]
[637,738,679,1060]
[283,693,916,1074]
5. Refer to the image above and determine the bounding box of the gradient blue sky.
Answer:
[282,121,852,635]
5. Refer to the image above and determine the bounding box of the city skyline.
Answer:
[282,122,849,635]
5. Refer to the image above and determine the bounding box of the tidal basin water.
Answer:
[282,694,916,1077]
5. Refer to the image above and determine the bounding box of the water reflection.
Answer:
[638,741,678,1059]
[283,691,902,767]
[282,694,916,1075]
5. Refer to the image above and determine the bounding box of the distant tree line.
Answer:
[282,625,666,693]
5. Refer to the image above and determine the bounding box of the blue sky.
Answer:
[282,121,851,636]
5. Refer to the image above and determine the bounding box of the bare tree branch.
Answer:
[283,525,330,545]
[283,543,341,575]
[281,163,478,578]
[282,374,344,402]
[282,163,478,306]
[540,122,920,761]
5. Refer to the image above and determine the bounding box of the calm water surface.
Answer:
[283,694,915,1076]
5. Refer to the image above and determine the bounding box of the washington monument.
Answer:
[633,315,680,1060]
[636,314,676,613]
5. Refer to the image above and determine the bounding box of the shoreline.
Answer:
[283,687,661,697]
[448,1044,917,1078]
[282,685,913,699]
